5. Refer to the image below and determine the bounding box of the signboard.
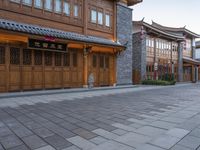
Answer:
[28,39,67,52]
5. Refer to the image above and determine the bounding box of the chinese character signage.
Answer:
[28,39,67,52]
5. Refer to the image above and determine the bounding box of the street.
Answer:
[0,84,200,150]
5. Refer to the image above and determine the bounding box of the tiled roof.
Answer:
[0,19,123,48]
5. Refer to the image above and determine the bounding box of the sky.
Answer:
[130,0,200,34]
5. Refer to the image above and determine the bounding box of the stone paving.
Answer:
[0,84,200,149]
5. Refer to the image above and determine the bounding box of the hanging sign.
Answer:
[28,39,67,52]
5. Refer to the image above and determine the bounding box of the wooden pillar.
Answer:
[113,54,117,86]
[192,65,195,83]
[83,47,88,88]
[5,43,10,92]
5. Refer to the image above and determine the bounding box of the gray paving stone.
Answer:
[0,126,13,138]
[135,126,166,137]
[73,128,97,140]
[127,118,148,125]
[12,126,33,138]
[67,136,96,150]
[189,128,200,138]
[92,129,118,140]
[171,144,193,150]
[0,135,23,149]
[166,128,189,138]
[89,136,108,145]
[90,140,134,150]
[0,145,3,150]
[35,145,56,150]
[7,144,29,150]
[115,132,151,148]
[136,144,165,150]
[112,129,128,136]
[44,134,72,150]
[62,145,81,150]
[111,123,136,132]
[178,135,200,149]
[149,134,180,149]
[22,135,47,149]
[160,117,185,124]
[150,120,177,130]
[33,127,54,138]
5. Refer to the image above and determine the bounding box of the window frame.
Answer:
[54,0,62,13]
[34,0,43,9]
[63,0,70,16]
[22,0,32,6]
[44,0,53,11]
[105,13,110,27]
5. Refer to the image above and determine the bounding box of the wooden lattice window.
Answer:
[55,52,62,66]
[0,46,5,64]
[34,50,42,65]
[23,49,32,65]
[92,55,97,68]
[99,55,104,68]
[63,52,70,66]
[105,55,109,68]
[72,53,77,67]
[10,47,20,65]
[45,51,52,66]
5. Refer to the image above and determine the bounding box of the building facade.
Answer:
[0,0,142,93]
[196,41,200,80]
[132,21,200,84]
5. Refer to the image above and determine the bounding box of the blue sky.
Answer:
[130,0,200,34]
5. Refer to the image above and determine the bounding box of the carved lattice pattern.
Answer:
[45,51,52,66]
[55,52,62,66]
[63,52,70,66]
[34,50,42,65]
[0,46,5,64]
[10,47,20,65]
[23,49,32,65]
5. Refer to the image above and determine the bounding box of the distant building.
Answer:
[132,20,200,83]
[196,41,200,59]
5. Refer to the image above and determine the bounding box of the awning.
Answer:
[0,19,124,49]
[183,57,200,65]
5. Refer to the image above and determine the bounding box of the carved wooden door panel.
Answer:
[22,49,32,90]
[44,51,54,89]
[32,50,43,90]
[89,53,99,87]
[54,52,63,88]
[99,54,110,86]
[9,47,21,91]
[63,52,71,88]
[0,46,6,92]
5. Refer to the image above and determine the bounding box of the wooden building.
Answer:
[0,0,142,93]
[196,41,200,80]
[132,20,200,84]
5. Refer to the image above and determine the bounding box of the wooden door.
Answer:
[63,52,71,88]
[32,50,43,90]
[0,46,6,92]
[44,51,54,89]
[71,50,83,87]
[54,52,63,88]
[99,54,110,86]
[9,47,21,91]
[89,53,99,87]
[183,66,192,82]
[22,49,32,90]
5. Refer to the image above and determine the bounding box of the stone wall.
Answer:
[132,32,146,83]
[116,3,133,85]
